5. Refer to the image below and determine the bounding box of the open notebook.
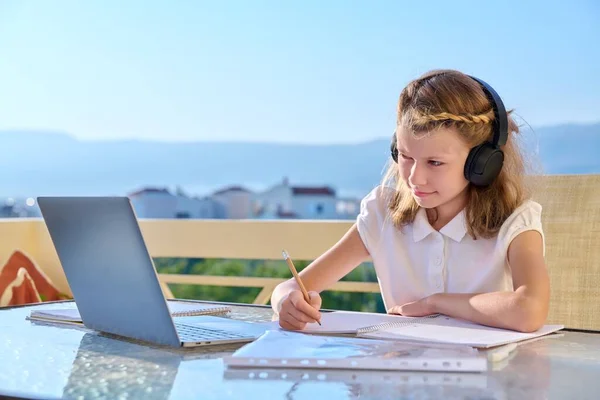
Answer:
[27,300,231,325]
[271,310,564,349]
[224,330,487,372]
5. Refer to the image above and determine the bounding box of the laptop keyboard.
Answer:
[174,322,250,343]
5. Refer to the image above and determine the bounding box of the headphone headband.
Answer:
[467,76,508,147]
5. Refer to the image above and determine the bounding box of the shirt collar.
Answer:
[412,208,467,243]
[412,208,434,242]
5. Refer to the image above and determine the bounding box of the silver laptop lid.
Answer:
[37,197,181,347]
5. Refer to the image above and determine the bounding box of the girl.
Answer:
[271,69,550,333]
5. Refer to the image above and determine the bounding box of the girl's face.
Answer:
[395,126,471,211]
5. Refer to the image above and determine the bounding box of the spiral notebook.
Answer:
[272,310,564,349]
[28,301,231,325]
[223,330,487,372]
[356,314,563,349]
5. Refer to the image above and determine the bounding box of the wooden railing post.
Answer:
[253,283,278,305]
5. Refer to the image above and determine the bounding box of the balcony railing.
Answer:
[0,217,379,305]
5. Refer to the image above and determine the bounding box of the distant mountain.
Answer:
[0,123,598,198]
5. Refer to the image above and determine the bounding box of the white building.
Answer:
[129,188,176,218]
[128,187,226,219]
[253,178,359,220]
[211,186,253,219]
[335,197,361,220]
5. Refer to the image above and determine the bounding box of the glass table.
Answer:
[1,300,599,399]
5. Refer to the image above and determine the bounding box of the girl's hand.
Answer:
[278,290,322,330]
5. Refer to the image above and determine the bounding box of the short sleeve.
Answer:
[356,186,390,255]
[499,200,545,256]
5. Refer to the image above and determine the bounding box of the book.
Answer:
[268,310,564,349]
[223,330,488,372]
[27,300,231,325]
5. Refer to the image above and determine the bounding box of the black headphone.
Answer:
[390,75,508,187]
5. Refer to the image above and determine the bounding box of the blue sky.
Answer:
[0,0,598,143]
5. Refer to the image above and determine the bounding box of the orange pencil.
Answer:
[282,250,321,325]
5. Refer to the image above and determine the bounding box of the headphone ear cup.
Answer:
[390,134,398,163]
[464,142,504,186]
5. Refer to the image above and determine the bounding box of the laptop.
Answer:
[37,196,262,348]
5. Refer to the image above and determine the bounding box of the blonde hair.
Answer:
[384,69,531,239]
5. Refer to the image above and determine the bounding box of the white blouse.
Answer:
[356,186,545,311]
